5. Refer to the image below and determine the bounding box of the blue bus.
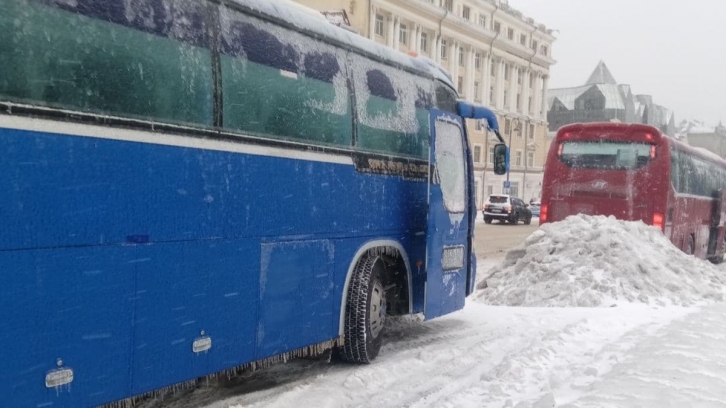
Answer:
[0,0,507,406]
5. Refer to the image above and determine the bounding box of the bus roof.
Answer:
[230,0,455,89]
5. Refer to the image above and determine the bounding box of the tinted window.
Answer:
[672,149,726,197]
[351,55,432,158]
[559,141,653,170]
[219,6,352,147]
[435,82,458,114]
[0,0,213,127]
[488,196,508,204]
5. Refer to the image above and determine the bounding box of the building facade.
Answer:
[548,61,676,136]
[687,122,726,158]
[294,0,557,205]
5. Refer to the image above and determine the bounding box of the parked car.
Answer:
[482,195,532,225]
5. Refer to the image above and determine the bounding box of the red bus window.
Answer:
[558,141,654,170]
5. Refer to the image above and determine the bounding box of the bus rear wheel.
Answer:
[340,253,387,363]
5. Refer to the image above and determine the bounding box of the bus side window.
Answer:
[350,55,431,158]
[0,0,214,127]
[218,7,352,147]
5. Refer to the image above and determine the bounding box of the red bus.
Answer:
[540,122,726,263]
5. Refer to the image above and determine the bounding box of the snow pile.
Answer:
[476,214,726,307]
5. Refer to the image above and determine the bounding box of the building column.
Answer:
[541,75,549,120]
[368,7,377,40]
[450,40,459,89]
[414,24,422,53]
[533,72,542,120]
[392,16,400,50]
[508,64,518,113]
[434,35,442,64]
[464,46,474,101]
[481,52,491,105]
[496,59,506,109]
[386,14,395,47]
[521,68,531,118]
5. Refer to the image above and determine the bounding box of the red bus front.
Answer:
[540,123,670,229]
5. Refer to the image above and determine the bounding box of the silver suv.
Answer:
[482,195,532,225]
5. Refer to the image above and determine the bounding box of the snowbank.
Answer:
[476,214,726,307]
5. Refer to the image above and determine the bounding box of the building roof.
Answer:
[548,84,626,110]
[585,61,618,85]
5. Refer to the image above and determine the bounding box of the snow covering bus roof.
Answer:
[228,0,455,89]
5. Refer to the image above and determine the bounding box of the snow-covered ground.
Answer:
[148,215,726,408]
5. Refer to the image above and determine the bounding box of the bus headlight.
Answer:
[442,246,465,271]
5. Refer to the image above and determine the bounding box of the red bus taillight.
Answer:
[653,212,664,230]
[557,143,564,156]
[540,204,548,222]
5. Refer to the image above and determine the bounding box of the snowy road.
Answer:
[140,217,726,408]
[142,298,694,408]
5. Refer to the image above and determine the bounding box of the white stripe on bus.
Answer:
[0,114,354,166]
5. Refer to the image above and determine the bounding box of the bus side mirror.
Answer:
[493,143,509,175]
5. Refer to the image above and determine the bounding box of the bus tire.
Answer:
[340,253,387,363]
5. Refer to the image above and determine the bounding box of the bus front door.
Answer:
[424,111,470,320]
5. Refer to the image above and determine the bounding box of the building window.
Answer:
[488,146,495,163]
[507,28,514,40]
[529,73,535,88]
[510,182,519,198]
[529,123,535,139]
[421,32,428,53]
[443,0,453,12]
[487,184,493,195]
[475,119,482,131]
[515,150,523,167]
[475,53,481,69]
[458,46,464,66]
[504,64,509,80]
[474,81,479,100]
[479,15,486,28]
[518,71,522,84]
[474,145,482,162]
[462,5,471,20]
[375,14,384,37]
[532,40,538,51]
[457,76,463,93]
[541,45,548,56]
[516,93,521,111]
[527,151,535,167]
[494,21,501,33]
[503,90,508,107]
[399,24,407,45]
[491,62,497,77]
[504,118,511,135]
[528,97,532,113]
[520,34,526,46]
[441,39,448,59]
[489,86,494,104]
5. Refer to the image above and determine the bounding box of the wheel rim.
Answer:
[369,279,386,338]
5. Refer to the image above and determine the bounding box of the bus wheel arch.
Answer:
[338,241,412,363]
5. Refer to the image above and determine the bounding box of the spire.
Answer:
[585,61,617,85]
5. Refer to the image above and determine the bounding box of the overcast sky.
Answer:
[512,0,725,125]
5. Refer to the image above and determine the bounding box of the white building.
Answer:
[295,0,557,205]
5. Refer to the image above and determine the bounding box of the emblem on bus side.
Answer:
[193,336,212,353]
[592,180,608,190]
[45,367,74,388]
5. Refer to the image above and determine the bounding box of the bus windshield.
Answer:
[559,141,654,170]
